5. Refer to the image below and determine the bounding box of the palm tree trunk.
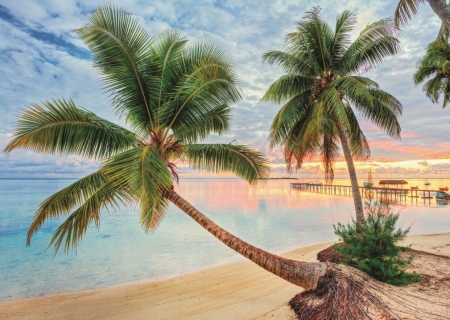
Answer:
[336,124,365,224]
[428,0,450,30]
[163,189,328,291]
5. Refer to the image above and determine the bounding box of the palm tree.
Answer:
[394,0,450,33]
[261,8,403,225]
[413,35,450,107]
[3,5,328,291]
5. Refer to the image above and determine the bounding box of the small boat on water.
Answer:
[411,186,419,190]
[436,191,450,200]
[439,187,449,191]
[425,182,431,186]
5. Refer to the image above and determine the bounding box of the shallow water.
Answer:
[0,178,449,301]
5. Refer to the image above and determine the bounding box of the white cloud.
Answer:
[0,0,447,177]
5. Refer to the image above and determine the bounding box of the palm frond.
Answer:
[183,144,270,184]
[349,88,402,139]
[102,146,172,231]
[267,92,313,148]
[164,57,241,135]
[262,50,316,77]
[260,74,314,104]
[172,103,231,144]
[3,98,137,159]
[423,74,446,103]
[331,10,358,66]
[343,104,371,161]
[27,170,132,254]
[341,18,400,74]
[394,0,425,27]
[75,4,156,134]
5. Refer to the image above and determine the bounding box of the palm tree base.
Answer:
[289,250,450,320]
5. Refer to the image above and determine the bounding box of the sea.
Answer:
[0,177,449,302]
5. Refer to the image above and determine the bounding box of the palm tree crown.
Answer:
[261,8,403,223]
[414,36,450,108]
[4,5,269,253]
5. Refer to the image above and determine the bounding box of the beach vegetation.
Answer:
[334,200,421,285]
[261,7,402,224]
[413,35,450,108]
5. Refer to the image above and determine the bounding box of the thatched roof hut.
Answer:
[378,180,408,187]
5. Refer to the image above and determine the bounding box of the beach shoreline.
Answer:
[1,231,449,320]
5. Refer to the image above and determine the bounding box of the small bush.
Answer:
[333,200,420,285]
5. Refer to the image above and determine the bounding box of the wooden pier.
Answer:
[290,183,449,207]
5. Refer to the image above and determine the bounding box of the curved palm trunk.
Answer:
[163,189,328,291]
[336,124,365,224]
[428,0,450,30]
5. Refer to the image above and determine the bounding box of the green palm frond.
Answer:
[260,74,314,104]
[267,92,313,148]
[149,29,189,121]
[183,144,270,184]
[331,10,358,65]
[75,4,156,134]
[172,103,231,144]
[262,51,315,76]
[341,18,400,74]
[343,104,371,161]
[3,98,137,159]
[394,0,425,27]
[27,171,132,254]
[328,76,376,109]
[442,77,450,107]
[414,38,450,108]
[414,64,441,84]
[423,74,446,103]
[349,88,402,139]
[102,146,172,231]
[280,104,323,172]
[287,7,334,75]
[165,57,241,137]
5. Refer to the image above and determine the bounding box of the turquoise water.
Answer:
[0,178,449,302]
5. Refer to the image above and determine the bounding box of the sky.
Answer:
[0,0,449,179]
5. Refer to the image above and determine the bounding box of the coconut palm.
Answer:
[261,8,403,224]
[413,35,450,107]
[4,5,329,291]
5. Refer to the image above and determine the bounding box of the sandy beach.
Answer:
[1,232,449,320]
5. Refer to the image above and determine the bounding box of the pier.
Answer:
[290,183,449,207]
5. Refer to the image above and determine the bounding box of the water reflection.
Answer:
[0,178,449,302]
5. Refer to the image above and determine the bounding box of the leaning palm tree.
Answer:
[413,35,450,107]
[261,8,403,224]
[4,5,328,291]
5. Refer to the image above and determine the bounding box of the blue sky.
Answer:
[0,0,449,178]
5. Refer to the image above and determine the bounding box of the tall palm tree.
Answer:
[413,35,450,107]
[261,8,403,224]
[4,5,328,291]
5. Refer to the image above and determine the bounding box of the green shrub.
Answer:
[333,200,420,285]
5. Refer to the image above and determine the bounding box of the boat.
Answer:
[425,182,431,186]
[439,187,449,191]
[363,182,373,188]
[436,191,450,200]
[411,186,419,190]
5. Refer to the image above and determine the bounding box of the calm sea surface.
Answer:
[1,177,449,302]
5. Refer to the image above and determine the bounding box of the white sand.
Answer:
[1,232,449,320]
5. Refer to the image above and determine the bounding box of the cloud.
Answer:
[0,1,447,177]
[417,161,429,166]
